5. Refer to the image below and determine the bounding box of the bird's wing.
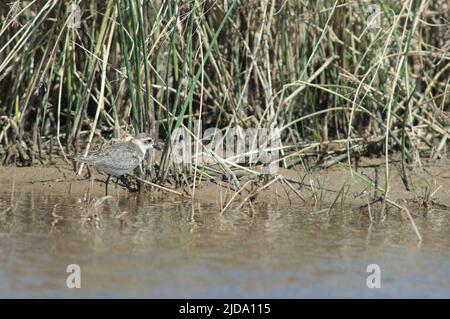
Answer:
[91,142,129,158]
[96,143,142,175]
[75,143,125,163]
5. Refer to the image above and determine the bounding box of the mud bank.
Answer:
[0,157,449,210]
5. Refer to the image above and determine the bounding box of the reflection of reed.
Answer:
[1,189,449,251]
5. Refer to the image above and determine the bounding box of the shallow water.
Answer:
[0,191,449,298]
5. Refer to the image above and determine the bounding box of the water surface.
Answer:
[0,191,449,298]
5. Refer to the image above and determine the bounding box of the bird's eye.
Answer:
[144,139,153,144]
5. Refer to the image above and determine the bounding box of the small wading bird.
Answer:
[75,133,159,195]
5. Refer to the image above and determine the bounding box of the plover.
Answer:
[75,133,158,194]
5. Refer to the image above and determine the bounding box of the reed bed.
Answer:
[0,0,448,197]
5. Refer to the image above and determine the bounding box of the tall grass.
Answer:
[0,0,448,194]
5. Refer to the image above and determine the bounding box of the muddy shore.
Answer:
[0,156,449,211]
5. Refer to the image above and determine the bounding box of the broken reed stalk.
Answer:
[281,178,306,202]
[385,197,423,242]
[219,180,253,215]
[134,175,183,196]
[236,175,282,210]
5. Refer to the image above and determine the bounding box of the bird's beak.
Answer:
[153,143,161,150]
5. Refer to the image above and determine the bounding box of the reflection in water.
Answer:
[0,191,449,298]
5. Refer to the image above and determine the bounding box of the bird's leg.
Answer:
[105,175,111,196]
[86,166,92,179]
[114,176,119,197]
[137,163,144,193]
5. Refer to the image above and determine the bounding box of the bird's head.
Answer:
[131,133,160,153]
